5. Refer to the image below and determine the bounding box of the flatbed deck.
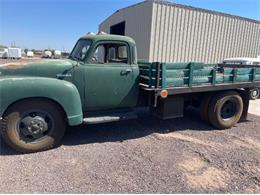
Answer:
[138,61,260,94]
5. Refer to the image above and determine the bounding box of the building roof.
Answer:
[101,0,260,25]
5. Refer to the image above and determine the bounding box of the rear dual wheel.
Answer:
[0,99,66,153]
[250,88,260,100]
[200,91,243,129]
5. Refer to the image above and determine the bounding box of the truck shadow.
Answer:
[0,108,254,155]
[63,109,213,146]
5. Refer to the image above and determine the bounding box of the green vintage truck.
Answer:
[1,34,260,153]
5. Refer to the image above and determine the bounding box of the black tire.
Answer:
[208,91,243,129]
[250,88,260,100]
[199,93,213,123]
[0,99,66,153]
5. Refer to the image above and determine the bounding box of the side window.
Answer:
[92,43,128,64]
[92,45,105,64]
[118,46,127,59]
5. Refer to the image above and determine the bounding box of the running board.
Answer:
[83,112,138,124]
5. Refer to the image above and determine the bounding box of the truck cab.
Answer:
[69,34,140,111]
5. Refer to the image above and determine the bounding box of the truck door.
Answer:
[83,41,139,111]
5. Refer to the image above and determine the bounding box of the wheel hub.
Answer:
[221,100,236,119]
[252,90,258,97]
[26,116,48,135]
[18,111,53,141]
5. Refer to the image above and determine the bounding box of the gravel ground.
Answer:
[0,58,46,67]
[0,107,259,193]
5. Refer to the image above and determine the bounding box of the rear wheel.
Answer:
[208,91,243,129]
[0,99,66,153]
[250,88,260,100]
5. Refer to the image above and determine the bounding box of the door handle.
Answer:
[121,68,132,75]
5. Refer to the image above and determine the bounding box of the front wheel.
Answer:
[208,91,243,129]
[0,99,66,153]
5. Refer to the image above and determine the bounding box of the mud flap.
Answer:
[152,96,184,119]
[238,89,250,122]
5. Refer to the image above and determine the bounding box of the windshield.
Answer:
[70,39,92,61]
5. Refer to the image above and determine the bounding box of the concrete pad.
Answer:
[248,99,260,116]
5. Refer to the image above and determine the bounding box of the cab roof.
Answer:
[80,34,136,45]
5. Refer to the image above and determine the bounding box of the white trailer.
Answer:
[7,48,22,59]
[43,50,52,58]
[0,48,8,58]
[26,51,34,57]
[54,50,62,59]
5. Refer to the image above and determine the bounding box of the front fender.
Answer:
[0,77,83,126]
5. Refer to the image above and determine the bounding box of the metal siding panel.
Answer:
[182,8,189,62]
[188,10,194,61]
[166,5,174,62]
[199,12,207,62]
[154,3,160,61]
[214,15,221,63]
[100,1,260,63]
[157,4,163,62]
[212,15,219,63]
[175,7,182,62]
[236,19,241,57]
[194,11,201,61]
[236,19,242,57]
[252,23,258,57]
[226,18,233,58]
[178,8,185,62]
[191,11,199,61]
[208,14,215,63]
[221,17,228,61]
[162,4,169,62]
[225,18,231,58]
[204,13,211,63]
[229,18,235,57]
[249,22,255,56]
[240,20,247,57]
[244,21,250,57]
[149,2,156,61]
[171,7,178,62]
[255,23,260,56]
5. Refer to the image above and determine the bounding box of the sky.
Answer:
[0,0,259,52]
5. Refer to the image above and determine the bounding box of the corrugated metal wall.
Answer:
[150,1,260,63]
[99,1,154,60]
[99,0,260,63]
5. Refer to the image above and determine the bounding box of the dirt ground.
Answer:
[0,107,259,193]
[0,58,46,66]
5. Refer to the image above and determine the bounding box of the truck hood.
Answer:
[0,59,76,79]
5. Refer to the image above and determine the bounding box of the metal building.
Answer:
[99,0,260,63]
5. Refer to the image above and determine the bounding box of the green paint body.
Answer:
[1,34,259,126]
[0,35,139,126]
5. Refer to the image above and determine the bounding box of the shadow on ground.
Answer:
[0,108,255,156]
